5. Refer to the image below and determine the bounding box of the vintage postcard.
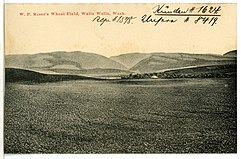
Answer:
[4,3,237,155]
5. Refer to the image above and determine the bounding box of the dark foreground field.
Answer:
[4,78,236,153]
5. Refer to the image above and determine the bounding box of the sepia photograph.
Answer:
[3,3,237,155]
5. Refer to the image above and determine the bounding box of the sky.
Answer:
[5,3,237,57]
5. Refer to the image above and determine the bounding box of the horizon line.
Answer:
[5,49,237,57]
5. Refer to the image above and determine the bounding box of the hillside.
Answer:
[5,51,127,76]
[160,64,236,78]
[6,50,237,76]
[110,53,150,69]
[129,53,236,73]
[5,68,98,83]
[223,50,237,57]
[121,64,236,79]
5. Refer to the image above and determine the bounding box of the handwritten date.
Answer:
[112,16,137,24]
[92,15,136,26]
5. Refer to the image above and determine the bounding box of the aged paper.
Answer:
[4,3,237,155]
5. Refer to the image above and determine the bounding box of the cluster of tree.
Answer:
[121,72,236,79]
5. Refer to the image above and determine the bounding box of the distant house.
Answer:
[151,75,158,79]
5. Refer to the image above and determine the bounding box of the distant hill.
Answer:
[129,53,236,73]
[110,53,150,69]
[161,64,236,78]
[122,64,236,79]
[5,68,97,83]
[5,51,127,76]
[6,50,237,76]
[223,50,237,57]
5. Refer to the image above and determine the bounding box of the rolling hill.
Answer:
[5,51,128,76]
[223,50,237,57]
[6,50,237,76]
[129,53,236,73]
[110,53,150,69]
[110,51,237,73]
[160,64,237,78]
[5,68,98,83]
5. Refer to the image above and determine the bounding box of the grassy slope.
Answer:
[130,53,236,73]
[5,51,237,76]
[6,51,237,75]
[5,51,127,75]
[110,53,151,69]
[223,50,237,57]
[162,64,237,77]
[5,68,98,83]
